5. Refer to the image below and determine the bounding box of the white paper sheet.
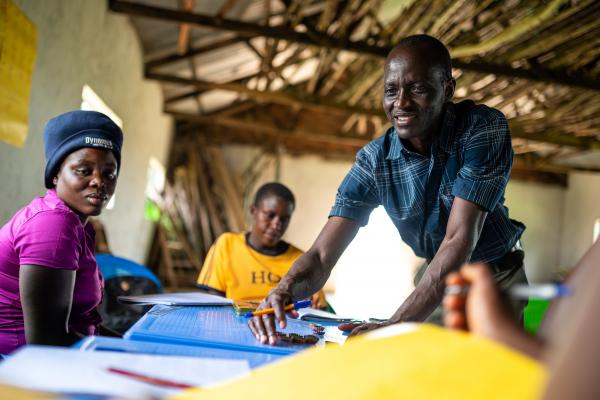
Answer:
[118,291,233,306]
[0,346,249,399]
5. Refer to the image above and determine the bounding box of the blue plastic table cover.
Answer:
[73,336,284,369]
[123,305,320,356]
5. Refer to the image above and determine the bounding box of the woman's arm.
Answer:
[19,265,81,346]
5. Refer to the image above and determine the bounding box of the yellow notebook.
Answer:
[232,300,261,315]
[171,324,546,400]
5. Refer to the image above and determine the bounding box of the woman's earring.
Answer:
[53,177,58,185]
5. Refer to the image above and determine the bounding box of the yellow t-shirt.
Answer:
[197,232,303,302]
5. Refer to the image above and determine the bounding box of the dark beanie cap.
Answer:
[43,110,123,188]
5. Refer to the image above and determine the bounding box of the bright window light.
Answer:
[81,85,122,210]
[328,206,422,320]
[145,157,166,203]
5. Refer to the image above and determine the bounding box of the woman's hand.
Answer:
[443,263,513,337]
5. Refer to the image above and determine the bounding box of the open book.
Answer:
[118,292,233,306]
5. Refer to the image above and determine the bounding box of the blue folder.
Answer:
[74,336,284,369]
[123,305,319,356]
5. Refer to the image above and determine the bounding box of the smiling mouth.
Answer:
[86,193,108,206]
[393,113,417,126]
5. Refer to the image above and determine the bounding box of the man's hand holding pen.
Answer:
[247,287,298,345]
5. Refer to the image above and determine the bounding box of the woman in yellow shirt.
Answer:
[197,182,325,307]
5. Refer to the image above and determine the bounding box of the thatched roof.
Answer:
[110,0,600,186]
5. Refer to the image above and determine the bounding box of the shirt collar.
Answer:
[385,103,456,160]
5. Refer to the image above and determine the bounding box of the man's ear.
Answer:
[445,77,456,101]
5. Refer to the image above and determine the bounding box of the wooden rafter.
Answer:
[150,71,598,150]
[147,72,382,116]
[169,111,367,153]
[145,35,245,71]
[109,0,600,91]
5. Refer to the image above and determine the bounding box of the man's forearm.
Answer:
[278,251,333,301]
[389,237,473,322]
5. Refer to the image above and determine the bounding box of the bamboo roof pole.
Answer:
[508,14,598,61]
[187,148,213,254]
[449,0,569,58]
[428,0,469,37]
[546,33,600,69]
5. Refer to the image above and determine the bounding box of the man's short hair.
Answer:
[253,182,295,207]
[393,34,453,80]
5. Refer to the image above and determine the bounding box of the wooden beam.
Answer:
[510,168,568,187]
[109,0,600,91]
[148,72,382,116]
[168,111,368,153]
[176,0,195,55]
[508,125,600,151]
[165,89,207,104]
[153,71,599,150]
[145,35,246,71]
[158,69,600,150]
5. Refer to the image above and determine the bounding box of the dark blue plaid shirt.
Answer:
[330,100,525,263]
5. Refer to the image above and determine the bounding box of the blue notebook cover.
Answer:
[74,336,284,369]
[123,305,319,356]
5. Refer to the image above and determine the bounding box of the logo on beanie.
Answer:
[85,136,114,149]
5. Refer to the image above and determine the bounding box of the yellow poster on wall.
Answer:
[0,0,37,148]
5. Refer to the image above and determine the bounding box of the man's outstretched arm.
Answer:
[342,197,487,335]
[248,216,361,345]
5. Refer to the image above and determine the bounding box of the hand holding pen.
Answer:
[247,288,310,345]
[244,299,311,318]
[443,263,523,335]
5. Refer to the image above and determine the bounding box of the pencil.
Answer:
[107,367,194,389]
[244,299,312,318]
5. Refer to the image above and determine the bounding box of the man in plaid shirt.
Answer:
[249,34,527,345]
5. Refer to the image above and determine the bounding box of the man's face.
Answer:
[382,47,454,147]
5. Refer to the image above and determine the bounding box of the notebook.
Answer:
[124,305,321,356]
[297,307,359,323]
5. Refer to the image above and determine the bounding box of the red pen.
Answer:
[107,367,194,389]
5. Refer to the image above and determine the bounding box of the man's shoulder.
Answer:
[453,100,508,129]
[357,128,393,160]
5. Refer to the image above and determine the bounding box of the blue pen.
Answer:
[508,283,571,300]
[446,283,572,300]
[244,300,312,318]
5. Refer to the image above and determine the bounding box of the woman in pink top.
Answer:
[0,110,123,354]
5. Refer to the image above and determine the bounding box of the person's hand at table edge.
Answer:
[338,319,393,336]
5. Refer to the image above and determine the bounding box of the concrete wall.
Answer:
[560,172,600,269]
[0,0,172,263]
[504,180,565,282]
